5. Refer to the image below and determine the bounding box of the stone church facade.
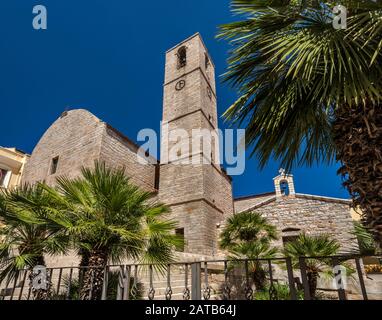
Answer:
[235,172,359,254]
[21,34,358,262]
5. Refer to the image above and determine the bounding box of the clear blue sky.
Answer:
[0,0,348,199]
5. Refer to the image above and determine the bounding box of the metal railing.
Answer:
[0,255,380,301]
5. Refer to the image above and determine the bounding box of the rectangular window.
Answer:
[0,168,10,188]
[175,228,185,252]
[154,164,160,190]
[50,156,59,175]
[205,53,210,69]
[282,235,299,246]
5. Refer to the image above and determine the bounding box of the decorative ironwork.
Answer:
[268,260,278,300]
[165,287,173,300]
[148,265,155,300]
[183,264,190,300]
[175,80,186,91]
[223,261,231,300]
[244,260,253,300]
[203,286,211,300]
[244,286,253,300]
[268,284,278,300]
[203,262,211,300]
[130,266,138,299]
[182,287,190,300]
[223,285,231,300]
[148,287,156,300]
[0,255,377,301]
[165,265,172,300]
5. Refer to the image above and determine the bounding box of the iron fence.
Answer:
[0,255,381,301]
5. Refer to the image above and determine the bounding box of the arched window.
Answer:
[280,180,290,196]
[177,46,187,68]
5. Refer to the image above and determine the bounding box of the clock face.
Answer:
[175,80,186,91]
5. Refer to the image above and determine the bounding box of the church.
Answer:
[21,33,358,262]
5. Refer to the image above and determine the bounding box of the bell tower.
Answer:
[158,33,234,256]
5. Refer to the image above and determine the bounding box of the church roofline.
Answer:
[105,124,159,164]
[234,191,276,201]
[235,192,351,213]
[60,109,159,165]
[295,193,351,205]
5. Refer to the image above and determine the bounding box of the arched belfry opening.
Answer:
[177,46,187,68]
[280,180,290,196]
[273,168,296,198]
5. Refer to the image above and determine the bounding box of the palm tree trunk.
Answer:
[78,248,91,288]
[333,102,382,249]
[79,248,90,267]
[307,270,318,299]
[252,263,267,291]
[80,250,108,300]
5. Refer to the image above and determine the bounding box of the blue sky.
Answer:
[0,0,348,199]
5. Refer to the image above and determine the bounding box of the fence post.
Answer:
[191,263,201,300]
[101,266,109,300]
[286,257,297,300]
[355,258,368,300]
[299,257,311,300]
[116,266,124,300]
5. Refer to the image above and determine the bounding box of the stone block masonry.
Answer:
[234,193,359,254]
[159,33,234,255]
[22,109,157,193]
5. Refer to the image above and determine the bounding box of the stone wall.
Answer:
[21,109,157,192]
[99,125,157,192]
[234,193,276,214]
[250,195,359,253]
[203,164,233,217]
[167,200,223,256]
[22,109,105,186]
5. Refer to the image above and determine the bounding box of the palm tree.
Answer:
[0,185,69,300]
[220,211,278,291]
[283,233,340,299]
[43,162,181,300]
[352,221,380,256]
[218,1,382,248]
